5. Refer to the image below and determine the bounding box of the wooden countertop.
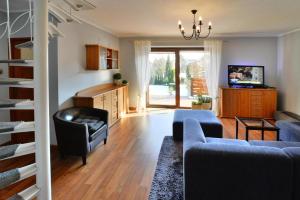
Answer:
[75,83,127,98]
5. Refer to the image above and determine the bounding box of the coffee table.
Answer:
[235,116,280,141]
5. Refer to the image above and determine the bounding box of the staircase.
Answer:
[0,0,96,199]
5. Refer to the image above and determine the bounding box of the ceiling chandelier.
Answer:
[178,9,212,40]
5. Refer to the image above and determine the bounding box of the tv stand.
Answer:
[219,87,277,118]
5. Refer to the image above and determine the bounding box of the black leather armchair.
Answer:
[53,107,108,165]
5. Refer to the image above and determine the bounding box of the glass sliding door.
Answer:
[148,51,176,106]
[179,51,207,107]
[147,48,206,108]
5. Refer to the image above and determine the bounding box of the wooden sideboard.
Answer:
[219,87,277,119]
[73,83,129,127]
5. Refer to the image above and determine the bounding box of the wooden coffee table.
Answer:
[235,116,280,141]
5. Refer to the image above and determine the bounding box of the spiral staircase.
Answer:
[0,0,95,199]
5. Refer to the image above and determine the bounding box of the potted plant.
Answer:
[122,80,128,85]
[192,94,212,110]
[113,73,122,85]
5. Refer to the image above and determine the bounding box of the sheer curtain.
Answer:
[134,40,151,112]
[204,40,223,115]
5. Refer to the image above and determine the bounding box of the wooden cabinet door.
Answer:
[249,91,264,118]
[237,90,250,117]
[111,90,118,123]
[123,85,129,113]
[221,89,239,118]
[263,90,277,118]
[94,94,104,109]
[103,92,112,125]
[118,88,124,118]
[86,45,99,70]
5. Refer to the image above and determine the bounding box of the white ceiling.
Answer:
[1,0,300,37]
[76,0,300,37]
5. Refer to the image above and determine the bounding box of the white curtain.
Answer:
[134,40,151,112]
[204,40,223,115]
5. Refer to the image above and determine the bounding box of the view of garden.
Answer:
[148,51,207,107]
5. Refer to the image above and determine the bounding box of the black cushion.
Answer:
[73,115,105,133]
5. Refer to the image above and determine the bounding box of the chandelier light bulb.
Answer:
[178,20,182,25]
[181,27,184,31]
[208,21,212,26]
[198,16,202,21]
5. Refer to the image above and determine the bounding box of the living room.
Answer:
[0,0,300,200]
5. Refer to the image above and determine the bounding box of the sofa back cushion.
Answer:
[184,142,293,200]
[184,118,206,143]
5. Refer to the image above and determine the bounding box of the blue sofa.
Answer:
[183,118,300,200]
[274,111,300,142]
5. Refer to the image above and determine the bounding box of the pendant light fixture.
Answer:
[178,10,212,40]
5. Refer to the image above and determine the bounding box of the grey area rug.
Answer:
[149,136,183,200]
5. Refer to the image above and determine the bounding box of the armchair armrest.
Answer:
[184,143,293,200]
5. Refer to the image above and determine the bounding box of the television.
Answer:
[228,65,264,87]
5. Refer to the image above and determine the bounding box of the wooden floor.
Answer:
[0,110,277,200]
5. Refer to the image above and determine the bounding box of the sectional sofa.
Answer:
[183,118,300,200]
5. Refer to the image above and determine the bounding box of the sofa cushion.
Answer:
[173,110,223,140]
[73,115,104,133]
[250,140,300,149]
[206,137,250,146]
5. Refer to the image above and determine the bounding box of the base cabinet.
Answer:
[219,87,277,118]
[74,84,128,127]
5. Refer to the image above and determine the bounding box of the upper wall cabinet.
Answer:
[85,44,119,70]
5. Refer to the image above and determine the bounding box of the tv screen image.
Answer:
[228,65,264,86]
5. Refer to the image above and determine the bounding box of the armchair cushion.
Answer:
[73,115,105,133]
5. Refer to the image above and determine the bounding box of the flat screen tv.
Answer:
[228,65,264,87]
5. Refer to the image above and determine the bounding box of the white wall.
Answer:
[57,22,120,109]
[120,37,278,107]
[277,31,300,115]
[220,37,278,86]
